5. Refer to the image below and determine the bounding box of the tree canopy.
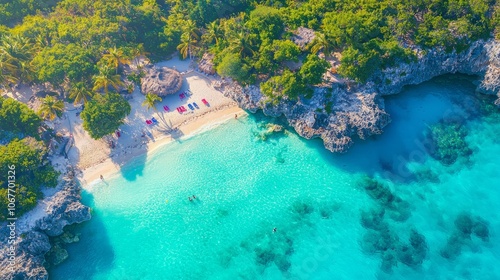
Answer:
[81,93,131,139]
[0,96,41,137]
[0,138,58,221]
[0,0,498,99]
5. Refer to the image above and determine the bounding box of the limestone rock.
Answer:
[292,27,316,50]
[199,53,215,75]
[0,178,91,279]
[37,180,91,237]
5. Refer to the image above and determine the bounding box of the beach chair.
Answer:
[193,102,199,109]
[179,93,185,99]
[151,117,158,124]
[202,99,209,106]
[146,120,152,125]
[180,106,187,112]
[163,105,170,111]
[188,104,194,110]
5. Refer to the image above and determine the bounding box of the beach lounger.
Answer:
[163,105,170,111]
[151,117,158,124]
[180,106,187,112]
[193,102,199,109]
[179,93,185,99]
[188,104,194,110]
[202,99,209,106]
[146,120,152,125]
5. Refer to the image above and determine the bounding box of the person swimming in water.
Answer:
[188,197,192,201]
[273,228,277,233]
[192,195,197,199]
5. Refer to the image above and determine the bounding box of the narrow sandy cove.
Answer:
[55,68,246,187]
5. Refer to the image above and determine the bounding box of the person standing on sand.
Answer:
[234,114,238,119]
[100,175,104,180]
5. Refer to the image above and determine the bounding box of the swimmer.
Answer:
[188,197,192,201]
[192,195,197,199]
[273,228,277,233]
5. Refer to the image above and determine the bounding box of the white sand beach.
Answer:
[5,58,245,188]
[61,68,245,186]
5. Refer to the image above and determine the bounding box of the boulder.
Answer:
[291,27,316,50]
[199,53,215,75]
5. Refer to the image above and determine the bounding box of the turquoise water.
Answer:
[51,75,500,279]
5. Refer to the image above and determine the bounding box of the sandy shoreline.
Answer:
[79,106,245,186]
[38,59,252,188]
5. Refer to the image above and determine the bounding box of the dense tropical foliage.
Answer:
[0,98,59,221]
[81,93,131,139]
[1,0,498,101]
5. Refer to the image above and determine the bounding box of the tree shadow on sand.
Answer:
[110,113,184,181]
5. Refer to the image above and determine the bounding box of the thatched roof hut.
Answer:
[141,66,183,96]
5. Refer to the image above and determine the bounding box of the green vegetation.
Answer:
[0,96,41,137]
[0,98,59,221]
[81,93,131,139]
[0,138,59,221]
[142,93,162,111]
[38,95,64,120]
[1,0,498,102]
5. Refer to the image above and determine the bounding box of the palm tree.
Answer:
[39,95,64,120]
[69,82,94,104]
[229,31,255,58]
[0,54,18,88]
[184,20,200,41]
[0,34,37,84]
[177,32,197,60]
[142,93,162,111]
[177,20,201,60]
[204,21,222,45]
[0,34,35,63]
[92,65,123,93]
[131,43,149,66]
[103,47,131,73]
[308,32,331,55]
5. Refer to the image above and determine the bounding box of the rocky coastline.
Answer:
[219,39,500,153]
[2,39,500,279]
[0,172,91,279]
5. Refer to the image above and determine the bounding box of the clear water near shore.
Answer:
[50,75,500,279]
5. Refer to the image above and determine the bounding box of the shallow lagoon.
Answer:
[51,75,500,279]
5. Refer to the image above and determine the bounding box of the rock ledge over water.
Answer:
[221,39,500,152]
[0,177,91,280]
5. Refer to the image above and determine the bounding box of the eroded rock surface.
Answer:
[0,178,91,280]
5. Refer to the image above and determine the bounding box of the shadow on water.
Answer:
[301,74,497,182]
[110,146,148,182]
[48,191,115,280]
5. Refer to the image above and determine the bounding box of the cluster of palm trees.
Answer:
[0,35,37,89]
[177,20,201,60]
[177,18,259,60]
[69,46,134,106]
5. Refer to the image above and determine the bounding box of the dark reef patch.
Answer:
[441,213,490,259]
[360,207,428,272]
[358,177,428,272]
[425,120,473,166]
[359,176,411,222]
